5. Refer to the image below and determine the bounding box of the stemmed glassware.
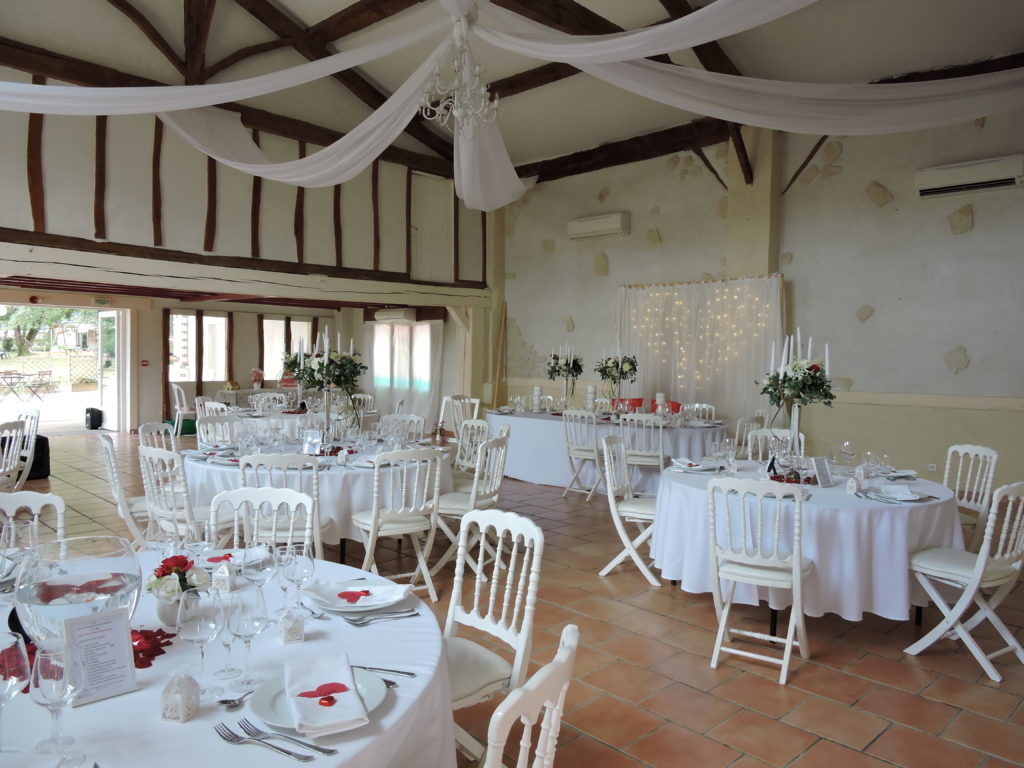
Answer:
[226,590,268,691]
[0,519,36,584]
[175,590,223,700]
[0,632,30,753]
[720,438,737,475]
[280,544,315,609]
[30,649,83,764]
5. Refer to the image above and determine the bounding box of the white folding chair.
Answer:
[440,395,480,440]
[0,421,26,492]
[747,427,804,461]
[98,433,149,549]
[393,398,405,414]
[210,486,315,551]
[170,383,196,437]
[600,436,659,586]
[239,453,324,560]
[351,393,375,412]
[619,412,665,492]
[195,397,228,418]
[708,478,813,685]
[194,396,212,418]
[432,434,509,575]
[12,409,38,492]
[444,509,544,760]
[561,409,603,501]
[451,418,491,492]
[943,444,998,549]
[139,421,178,453]
[594,397,611,413]
[380,413,425,442]
[0,490,66,543]
[686,402,716,421]
[196,414,240,447]
[481,624,579,768]
[352,448,442,602]
[138,445,215,547]
[904,482,1024,682]
[734,415,764,460]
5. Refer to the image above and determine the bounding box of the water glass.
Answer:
[241,544,278,594]
[0,632,30,752]
[281,544,315,608]
[226,590,268,691]
[0,519,35,583]
[30,649,83,758]
[175,590,223,700]
[862,451,877,478]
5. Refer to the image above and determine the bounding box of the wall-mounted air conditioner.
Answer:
[374,308,417,323]
[567,212,630,240]
[916,154,1024,198]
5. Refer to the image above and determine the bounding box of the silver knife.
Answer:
[352,664,417,678]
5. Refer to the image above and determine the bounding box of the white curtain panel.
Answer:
[368,320,444,425]
[617,276,783,422]
[475,0,820,64]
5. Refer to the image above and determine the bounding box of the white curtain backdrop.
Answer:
[617,276,783,423]
[368,320,444,425]
[1,0,1023,209]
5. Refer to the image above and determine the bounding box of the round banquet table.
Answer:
[650,462,963,621]
[3,553,456,768]
[485,411,727,494]
[184,451,452,544]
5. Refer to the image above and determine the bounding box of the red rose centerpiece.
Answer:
[147,554,211,626]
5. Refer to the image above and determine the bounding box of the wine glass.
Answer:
[720,438,737,475]
[281,544,315,609]
[839,440,857,469]
[15,536,141,652]
[710,441,723,476]
[0,632,30,753]
[30,649,83,761]
[862,451,877,478]
[241,543,278,597]
[226,590,268,691]
[175,590,223,700]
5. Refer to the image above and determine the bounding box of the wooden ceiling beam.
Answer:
[233,0,453,160]
[103,0,186,78]
[184,0,218,84]
[0,36,451,177]
[874,50,1024,83]
[515,117,730,183]
[204,39,291,79]
[309,0,428,46]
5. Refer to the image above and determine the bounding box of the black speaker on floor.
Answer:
[27,435,49,480]
[85,407,103,430]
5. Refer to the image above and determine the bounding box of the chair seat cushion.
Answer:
[351,509,430,536]
[719,556,812,588]
[910,547,1018,587]
[446,636,512,704]
[452,477,475,494]
[438,492,496,514]
[618,498,656,519]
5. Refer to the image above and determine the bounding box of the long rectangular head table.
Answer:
[650,461,963,621]
[486,411,726,493]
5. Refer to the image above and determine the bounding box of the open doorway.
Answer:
[0,304,129,434]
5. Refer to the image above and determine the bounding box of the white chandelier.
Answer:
[419,16,498,137]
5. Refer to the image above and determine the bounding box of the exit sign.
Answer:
[94,297,112,306]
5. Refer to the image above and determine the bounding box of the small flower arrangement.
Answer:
[147,555,210,603]
[283,351,368,396]
[250,368,264,384]
[759,358,834,425]
[594,355,638,385]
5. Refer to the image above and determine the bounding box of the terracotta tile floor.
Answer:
[22,432,1024,767]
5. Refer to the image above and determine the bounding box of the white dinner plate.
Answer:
[870,491,926,503]
[305,580,413,613]
[250,670,387,733]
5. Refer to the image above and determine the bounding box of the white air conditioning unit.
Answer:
[567,212,630,240]
[374,308,417,323]
[916,154,1024,198]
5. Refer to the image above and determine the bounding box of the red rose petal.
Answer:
[336,589,372,603]
[298,682,349,698]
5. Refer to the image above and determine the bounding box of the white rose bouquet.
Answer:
[147,554,210,602]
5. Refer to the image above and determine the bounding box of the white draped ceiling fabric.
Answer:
[0,0,1022,210]
[617,276,783,422]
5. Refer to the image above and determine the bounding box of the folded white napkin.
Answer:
[285,654,368,737]
[878,484,918,501]
[887,470,918,479]
[305,580,412,610]
[672,457,700,468]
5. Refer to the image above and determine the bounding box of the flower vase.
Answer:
[252,381,262,390]
[156,598,179,627]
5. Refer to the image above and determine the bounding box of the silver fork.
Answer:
[344,610,419,627]
[214,722,315,762]
[238,718,339,755]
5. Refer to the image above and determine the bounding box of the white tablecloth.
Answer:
[486,411,726,493]
[184,452,451,544]
[650,462,963,620]
[4,554,456,768]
